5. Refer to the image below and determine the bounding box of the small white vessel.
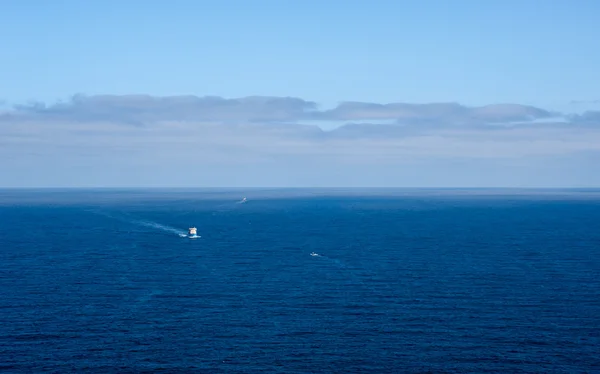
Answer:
[310,252,319,257]
[241,197,247,203]
[188,227,197,236]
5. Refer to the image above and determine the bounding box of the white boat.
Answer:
[188,227,197,236]
[310,252,319,257]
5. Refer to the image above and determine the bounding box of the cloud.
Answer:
[568,110,600,125]
[570,100,600,104]
[6,94,558,126]
[315,101,554,125]
[1,94,600,187]
[9,94,319,124]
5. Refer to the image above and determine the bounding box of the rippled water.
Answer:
[1,190,599,373]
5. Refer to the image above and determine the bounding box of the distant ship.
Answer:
[188,227,197,236]
[241,197,247,203]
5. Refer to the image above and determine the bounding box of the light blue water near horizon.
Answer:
[1,189,599,373]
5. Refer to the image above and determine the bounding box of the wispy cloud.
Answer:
[570,100,600,104]
[1,94,599,187]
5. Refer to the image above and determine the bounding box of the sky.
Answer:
[1,0,600,187]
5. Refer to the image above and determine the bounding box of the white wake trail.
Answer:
[131,219,187,236]
[86,209,193,237]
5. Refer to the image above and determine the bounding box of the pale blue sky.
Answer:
[2,0,600,188]
[1,0,599,111]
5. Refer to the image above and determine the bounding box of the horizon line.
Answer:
[2,187,600,191]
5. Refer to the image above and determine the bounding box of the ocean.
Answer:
[1,189,599,373]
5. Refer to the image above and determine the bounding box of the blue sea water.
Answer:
[1,189,599,373]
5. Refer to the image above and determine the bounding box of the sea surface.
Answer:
[1,189,599,373]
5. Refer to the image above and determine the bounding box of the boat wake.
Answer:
[307,251,364,285]
[86,209,191,237]
[133,219,187,236]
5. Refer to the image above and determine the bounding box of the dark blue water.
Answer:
[1,190,599,373]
